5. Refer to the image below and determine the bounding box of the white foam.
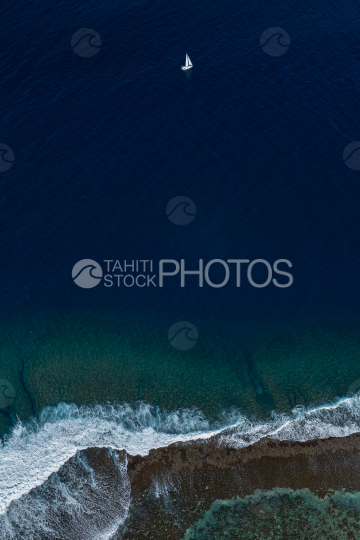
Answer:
[0,394,360,530]
[0,402,221,517]
[221,394,360,448]
[1,447,131,540]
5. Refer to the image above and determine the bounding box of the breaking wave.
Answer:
[1,395,360,538]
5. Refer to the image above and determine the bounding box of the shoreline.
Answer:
[93,432,360,539]
[2,425,360,537]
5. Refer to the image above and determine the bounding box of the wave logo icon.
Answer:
[166,196,196,225]
[72,259,103,289]
[168,321,198,350]
[260,27,290,57]
[71,28,101,58]
[0,379,16,409]
[343,141,360,171]
[0,144,14,172]
[347,378,360,396]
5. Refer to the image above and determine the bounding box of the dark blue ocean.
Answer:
[1,0,360,324]
[1,0,360,536]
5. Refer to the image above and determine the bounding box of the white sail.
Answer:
[181,53,193,70]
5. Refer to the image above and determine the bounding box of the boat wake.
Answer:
[1,395,360,538]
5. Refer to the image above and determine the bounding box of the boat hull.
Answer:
[181,65,193,70]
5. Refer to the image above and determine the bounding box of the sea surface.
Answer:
[1,0,360,536]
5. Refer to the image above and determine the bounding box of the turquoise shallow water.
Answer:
[2,309,360,438]
[2,310,360,537]
[183,488,360,540]
[1,0,360,532]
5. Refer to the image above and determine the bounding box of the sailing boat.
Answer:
[181,54,193,70]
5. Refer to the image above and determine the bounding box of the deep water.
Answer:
[1,0,360,535]
[1,0,360,422]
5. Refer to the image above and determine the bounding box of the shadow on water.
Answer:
[241,338,275,414]
[0,407,16,425]
[0,346,37,438]
[0,404,18,440]
[0,379,17,435]
[138,382,145,401]
[17,348,36,416]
